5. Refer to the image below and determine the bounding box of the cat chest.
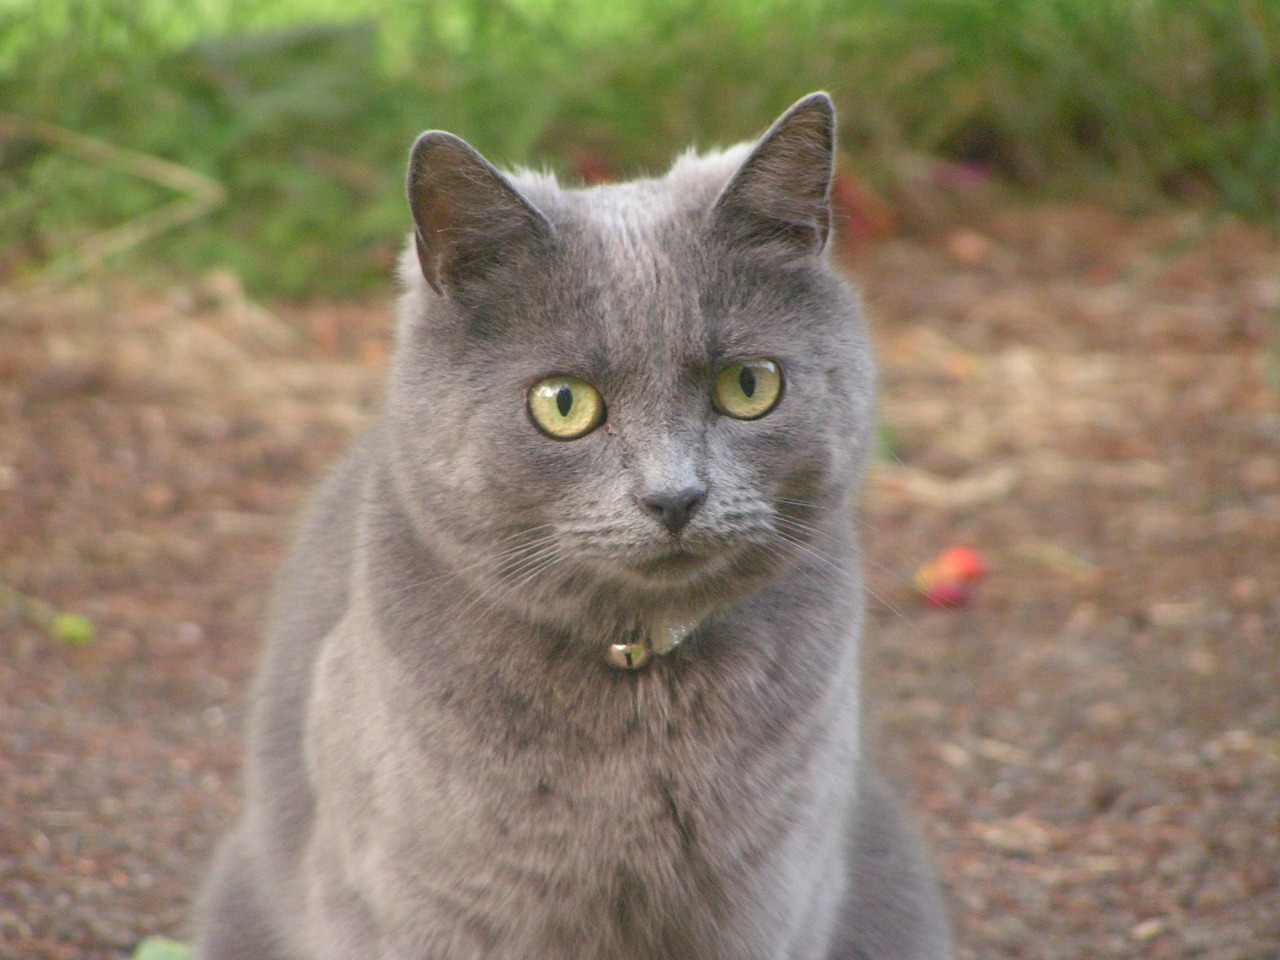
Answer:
[306,626,849,956]
[310,724,821,954]
[388,746,810,958]
[354,718,799,885]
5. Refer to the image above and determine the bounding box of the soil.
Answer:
[2,203,1278,959]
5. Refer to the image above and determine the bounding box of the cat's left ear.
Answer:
[407,131,553,296]
[710,92,835,257]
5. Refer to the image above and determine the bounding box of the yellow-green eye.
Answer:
[528,376,605,439]
[713,359,783,420]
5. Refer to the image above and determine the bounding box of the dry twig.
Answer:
[0,113,226,283]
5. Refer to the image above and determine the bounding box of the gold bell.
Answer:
[606,641,650,670]
[650,618,696,655]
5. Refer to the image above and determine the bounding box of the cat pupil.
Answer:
[556,386,573,417]
[739,367,757,398]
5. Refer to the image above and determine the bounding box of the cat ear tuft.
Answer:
[407,132,552,295]
[710,92,836,257]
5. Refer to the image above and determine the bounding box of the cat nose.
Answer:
[639,484,706,535]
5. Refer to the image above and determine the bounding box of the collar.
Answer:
[606,615,700,670]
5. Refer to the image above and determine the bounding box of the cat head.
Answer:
[386,93,874,638]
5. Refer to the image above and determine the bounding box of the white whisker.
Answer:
[767,523,923,638]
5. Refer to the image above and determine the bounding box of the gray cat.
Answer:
[193,92,953,960]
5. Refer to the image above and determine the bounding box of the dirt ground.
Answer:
[2,203,1278,959]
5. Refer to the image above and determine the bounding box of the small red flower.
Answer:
[913,546,989,608]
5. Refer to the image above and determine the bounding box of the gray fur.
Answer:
[194,93,952,960]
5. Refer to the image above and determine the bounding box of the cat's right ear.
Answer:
[710,92,836,258]
[407,132,553,296]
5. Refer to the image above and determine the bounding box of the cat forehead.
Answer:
[516,176,797,360]
[508,143,755,243]
[491,145,770,324]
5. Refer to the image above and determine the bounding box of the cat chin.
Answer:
[588,545,781,620]
[628,547,724,582]
[596,545,768,604]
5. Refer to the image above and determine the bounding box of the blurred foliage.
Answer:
[131,936,191,960]
[0,583,97,645]
[0,0,1277,297]
[50,612,97,646]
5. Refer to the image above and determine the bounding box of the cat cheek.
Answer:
[519,439,621,502]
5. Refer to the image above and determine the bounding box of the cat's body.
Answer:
[195,94,952,960]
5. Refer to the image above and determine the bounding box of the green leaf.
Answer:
[876,423,900,463]
[50,612,96,647]
[131,937,191,960]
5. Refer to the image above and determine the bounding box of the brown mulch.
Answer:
[2,204,1278,959]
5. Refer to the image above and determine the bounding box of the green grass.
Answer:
[1,0,1277,297]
